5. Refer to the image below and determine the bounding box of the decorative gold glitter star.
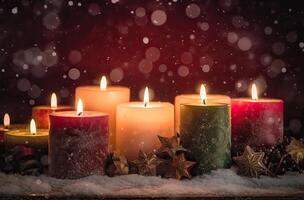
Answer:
[233,145,271,178]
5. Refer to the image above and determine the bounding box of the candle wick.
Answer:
[203,99,207,105]
[78,112,83,116]
[144,102,148,108]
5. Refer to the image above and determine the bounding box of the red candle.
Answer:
[49,99,109,179]
[231,84,284,155]
[32,93,73,129]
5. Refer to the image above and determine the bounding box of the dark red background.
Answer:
[0,0,303,138]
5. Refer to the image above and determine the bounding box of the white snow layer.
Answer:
[0,168,303,197]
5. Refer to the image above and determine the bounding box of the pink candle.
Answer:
[49,99,109,179]
[32,93,73,129]
[231,84,284,154]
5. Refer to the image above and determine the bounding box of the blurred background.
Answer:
[0,0,303,137]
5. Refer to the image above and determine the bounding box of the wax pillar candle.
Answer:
[180,85,231,174]
[175,91,231,134]
[0,113,10,152]
[49,99,109,179]
[116,87,174,160]
[32,93,73,129]
[231,84,283,155]
[75,76,130,150]
[5,119,48,149]
[0,113,10,141]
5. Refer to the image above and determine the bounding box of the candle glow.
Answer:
[200,84,207,105]
[100,76,107,91]
[3,113,10,128]
[51,93,57,108]
[143,87,149,107]
[77,99,83,116]
[251,84,258,100]
[30,119,37,135]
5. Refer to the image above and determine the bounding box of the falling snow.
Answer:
[0,0,302,139]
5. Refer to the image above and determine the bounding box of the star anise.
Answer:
[106,152,129,176]
[157,135,186,157]
[164,153,195,180]
[132,150,161,176]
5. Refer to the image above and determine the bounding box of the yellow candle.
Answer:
[175,84,231,134]
[75,76,130,150]
[116,87,174,160]
[5,119,48,148]
[0,113,25,133]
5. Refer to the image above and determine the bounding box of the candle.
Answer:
[5,119,48,148]
[175,85,231,134]
[32,93,73,129]
[180,84,231,174]
[75,76,130,150]
[49,99,109,179]
[0,113,10,134]
[231,84,284,155]
[116,87,174,161]
[0,113,10,151]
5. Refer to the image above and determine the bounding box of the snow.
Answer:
[0,168,303,197]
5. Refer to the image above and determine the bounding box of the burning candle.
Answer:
[116,87,174,160]
[231,84,284,155]
[175,84,231,134]
[180,84,231,174]
[32,93,73,129]
[0,113,10,150]
[49,99,109,179]
[5,119,48,148]
[75,76,130,150]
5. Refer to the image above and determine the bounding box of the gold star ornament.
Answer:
[233,145,271,178]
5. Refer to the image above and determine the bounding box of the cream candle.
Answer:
[116,87,174,161]
[5,119,48,148]
[32,93,73,129]
[175,85,231,134]
[49,99,109,179]
[75,76,130,150]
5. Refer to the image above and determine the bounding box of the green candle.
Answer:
[180,89,231,174]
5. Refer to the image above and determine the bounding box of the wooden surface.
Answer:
[0,193,304,200]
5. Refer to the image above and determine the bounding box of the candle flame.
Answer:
[30,119,37,135]
[251,83,258,100]
[3,113,10,128]
[100,76,107,91]
[200,84,207,105]
[143,87,149,107]
[51,93,57,108]
[77,99,83,116]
